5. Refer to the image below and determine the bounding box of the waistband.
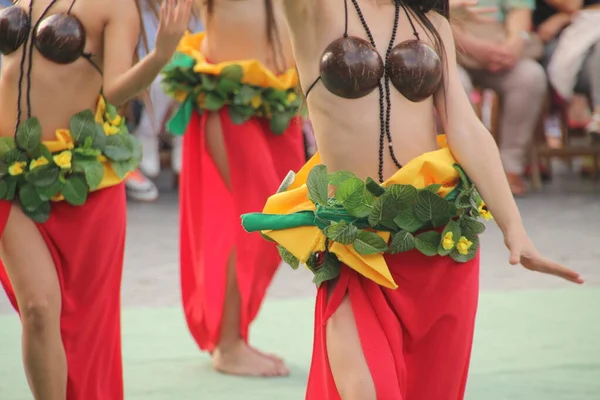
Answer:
[162,31,302,136]
[241,135,492,289]
[0,95,141,223]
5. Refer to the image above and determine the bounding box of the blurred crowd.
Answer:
[1,0,598,200]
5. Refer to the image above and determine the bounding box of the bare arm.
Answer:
[432,15,582,283]
[103,0,191,106]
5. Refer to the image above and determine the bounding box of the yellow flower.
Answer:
[30,157,49,170]
[286,92,297,104]
[196,93,206,108]
[456,236,473,255]
[442,232,455,250]
[8,161,26,176]
[53,151,72,170]
[103,122,120,136]
[97,155,108,163]
[478,203,493,221]
[251,95,263,109]
[109,114,122,126]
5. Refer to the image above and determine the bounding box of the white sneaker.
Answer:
[138,135,161,178]
[171,136,182,174]
[586,114,600,143]
[125,170,159,202]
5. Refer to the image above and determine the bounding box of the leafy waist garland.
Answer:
[0,97,142,223]
[161,53,302,135]
[241,164,493,287]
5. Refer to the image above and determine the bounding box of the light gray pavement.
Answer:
[1,166,599,314]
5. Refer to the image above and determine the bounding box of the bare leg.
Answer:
[327,293,376,400]
[204,112,288,377]
[0,205,67,399]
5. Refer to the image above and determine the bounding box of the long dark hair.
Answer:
[206,0,286,73]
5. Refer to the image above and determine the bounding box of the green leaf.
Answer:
[4,149,27,164]
[438,219,461,256]
[393,205,424,232]
[81,160,105,190]
[415,231,441,256]
[305,252,319,273]
[323,220,359,245]
[269,112,293,135]
[0,180,7,199]
[69,110,98,145]
[216,78,239,97]
[36,179,63,201]
[237,86,258,104]
[277,245,300,270]
[313,253,342,287]
[200,74,217,91]
[124,134,142,163]
[307,164,328,206]
[203,92,226,111]
[276,171,296,193]
[30,144,53,161]
[365,177,386,196]
[450,235,480,263]
[16,117,42,153]
[455,187,475,209]
[91,124,108,151]
[368,193,400,227]
[3,177,17,200]
[414,190,450,222]
[461,215,486,235]
[328,170,356,186]
[0,137,15,160]
[62,175,89,206]
[25,165,59,187]
[220,65,244,82]
[228,106,252,125]
[387,184,418,204]
[22,201,51,223]
[19,183,43,212]
[335,178,366,215]
[110,160,131,179]
[453,163,473,189]
[388,230,416,254]
[104,135,133,161]
[353,231,387,255]
[423,183,442,193]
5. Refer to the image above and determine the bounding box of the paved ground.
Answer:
[0,166,599,399]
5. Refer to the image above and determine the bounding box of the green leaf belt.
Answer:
[162,54,302,135]
[0,102,142,223]
[242,164,488,286]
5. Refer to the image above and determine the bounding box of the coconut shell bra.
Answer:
[305,0,443,183]
[0,0,101,73]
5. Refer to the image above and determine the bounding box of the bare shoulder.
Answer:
[426,11,453,40]
[281,0,312,25]
[101,0,141,25]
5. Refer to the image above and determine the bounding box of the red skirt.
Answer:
[306,249,480,400]
[180,109,305,351]
[0,184,126,400]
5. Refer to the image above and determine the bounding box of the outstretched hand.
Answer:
[504,228,584,284]
[155,0,193,62]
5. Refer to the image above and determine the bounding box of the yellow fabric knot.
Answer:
[456,236,473,255]
[478,203,493,221]
[53,151,72,170]
[30,157,49,170]
[8,161,26,176]
[251,95,263,109]
[442,232,455,250]
[103,122,120,136]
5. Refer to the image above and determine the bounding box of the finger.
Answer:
[167,0,175,22]
[159,2,167,28]
[537,258,584,284]
[469,6,497,14]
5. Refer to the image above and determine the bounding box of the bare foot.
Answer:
[212,340,290,377]
[249,346,284,364]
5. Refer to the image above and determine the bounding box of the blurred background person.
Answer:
[534,0,600,139]
[451,0,547,196]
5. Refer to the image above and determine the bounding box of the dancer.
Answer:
[162,0,305,377]
[0,0,191,399]
[241,0,583,398]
